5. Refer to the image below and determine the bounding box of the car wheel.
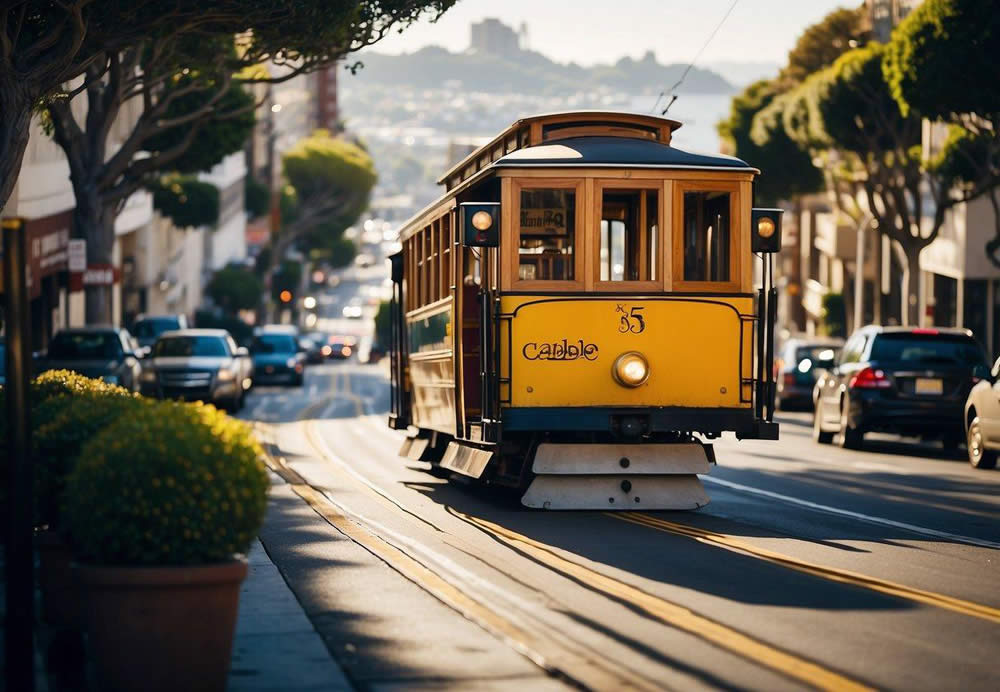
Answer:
[813,400,833,444]
[838,397,863,450]
[967,416,997,469]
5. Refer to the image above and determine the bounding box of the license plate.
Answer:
[265,366,275,374]
[915,378,943,395]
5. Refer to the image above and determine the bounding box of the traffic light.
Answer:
[279,289,293,304]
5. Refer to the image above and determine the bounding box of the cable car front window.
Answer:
[599,188,658,282]
[518,188,576,281]
[683,190,730,282]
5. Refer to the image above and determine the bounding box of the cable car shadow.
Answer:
[402,479,923,614]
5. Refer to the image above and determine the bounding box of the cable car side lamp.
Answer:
[460,202,500,247]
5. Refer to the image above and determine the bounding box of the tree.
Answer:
[206,266,263,313]
[780,7,865,84]
[150,175,220,229]
[45,44,256,322]
[1,1,456,217]
[782,44,980,325]
[883,0,1000,264]
[271,131,377,274]
[718,79,822,206]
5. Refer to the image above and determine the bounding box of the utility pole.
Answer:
[3,214,35,692]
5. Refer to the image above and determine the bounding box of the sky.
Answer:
[370,0,851,66]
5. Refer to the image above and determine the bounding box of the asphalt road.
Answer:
[241,274,1000,691]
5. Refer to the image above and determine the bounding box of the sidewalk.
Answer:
[229,475,353,692]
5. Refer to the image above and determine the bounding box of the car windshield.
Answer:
[154,336,228,358]
[133,318,180,339]
[252,334,297,354]
[48,332,122,360]
[796,346,838,366]
[870,333,986,367]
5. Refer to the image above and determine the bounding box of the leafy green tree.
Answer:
[780,7,865,84]
[782,44,983,325]
[0,1,456,212]
[328,236,359,270]
[271,131,377,273]
[150,175,220,229]
[883,0,1000,264]
[206,266,264,313]
[718,79,822,206]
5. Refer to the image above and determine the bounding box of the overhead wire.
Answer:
[651,0,740,115]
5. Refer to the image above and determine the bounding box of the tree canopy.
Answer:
[883,0,999,120]
[206,266,264,313]
[718,78,823,206]
[780,7,865,84]
[269,131,377,271]
[0,0,457,212]
[883,0,1000,265]
[150,175,221,229]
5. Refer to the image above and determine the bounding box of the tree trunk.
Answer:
[0,89,34,213]
[903,244,922,327]
[75,184,118,324]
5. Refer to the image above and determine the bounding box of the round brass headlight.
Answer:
[757,216,776,239]
[471,210,493,231]
[612,351,650,388]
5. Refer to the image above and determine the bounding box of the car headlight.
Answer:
[612,351,650,388]
[217,368,236,381]
[286,357,298,368]
[139,370,157,383]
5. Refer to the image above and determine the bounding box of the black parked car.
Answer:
[813,326,989,450]
[775,337,843,410]
[38,327,144,391]
[250,330,305,386]
[131,314,188,349]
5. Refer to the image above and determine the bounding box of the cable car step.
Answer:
[532,443,712,475]
[522,474,709,511]
[398,436,429,460]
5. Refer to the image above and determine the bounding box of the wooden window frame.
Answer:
[672,180,742,293]
[592,179,666,293]
[507,178,586,292]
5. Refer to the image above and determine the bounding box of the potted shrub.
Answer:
[65,401,269,692]
[33,386,141,626]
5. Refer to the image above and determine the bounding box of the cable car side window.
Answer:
[517,187,576,281]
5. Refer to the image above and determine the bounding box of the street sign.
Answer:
[82,264,116,286]
[68,239,86,272]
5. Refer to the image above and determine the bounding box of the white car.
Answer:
[964,357,1000,469]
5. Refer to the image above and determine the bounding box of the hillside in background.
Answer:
[350,47,734,95]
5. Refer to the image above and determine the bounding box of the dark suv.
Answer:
[813,326,988,450]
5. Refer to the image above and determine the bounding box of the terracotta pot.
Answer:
[36,530,83,627]
[75,558,248,692]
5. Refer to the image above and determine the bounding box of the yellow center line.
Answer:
[454,509,872,692]
[611,512,1000,625]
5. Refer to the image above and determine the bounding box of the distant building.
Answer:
[863,0,921,42]
[469,18,521,56]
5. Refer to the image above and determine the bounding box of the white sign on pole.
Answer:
[68,239,86,272]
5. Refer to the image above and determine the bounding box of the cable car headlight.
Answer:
[757,216,776,239]
[471,210,493,231]
[612,351,650,388]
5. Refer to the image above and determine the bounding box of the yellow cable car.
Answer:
[388,111,781,510]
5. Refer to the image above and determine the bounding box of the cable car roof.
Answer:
[494,136,758,173]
